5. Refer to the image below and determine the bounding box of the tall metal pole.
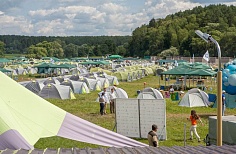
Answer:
[195,30,222,146]
[209,37,222,146]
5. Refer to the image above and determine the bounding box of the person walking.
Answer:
[109,88,117,113]
[222,90,226,116]
[187,110,203,142]
[147,124,159,147]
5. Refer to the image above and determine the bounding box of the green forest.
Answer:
[0,4,236,59]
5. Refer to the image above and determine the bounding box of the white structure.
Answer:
[115,98,166,140]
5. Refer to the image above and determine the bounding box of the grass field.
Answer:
[30,75,236,149]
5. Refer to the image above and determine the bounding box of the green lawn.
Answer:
[33,75,236,149]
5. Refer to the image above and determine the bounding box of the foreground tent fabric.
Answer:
[0,72,147,150]
[178,88,210,107]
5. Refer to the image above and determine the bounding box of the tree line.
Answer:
[1,4,236,59]
[0,35,131,58]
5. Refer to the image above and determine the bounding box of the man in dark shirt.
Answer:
[147,124,158,147]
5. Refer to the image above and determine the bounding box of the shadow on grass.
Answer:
[173,139,184,142]
[90,112,99,116]
[199,114,216,119]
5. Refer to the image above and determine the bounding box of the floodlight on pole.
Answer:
[195,30,211,43]
[195,30,222,146]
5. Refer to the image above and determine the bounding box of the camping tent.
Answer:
[0,71,146,150]
[39,84,76,100]
[83,77,102,91]
[24,81,44,94]
[69,74,80,81]
[97,77,110,88]
[42,77,61,85]
[96,86,128,102]
[16,68,28,75]
[56,76,65,83]
[137,87,163,99]
[106,75,119,86]
[106,86,128,98]
[60,79,90,94]
[178,88,210,107]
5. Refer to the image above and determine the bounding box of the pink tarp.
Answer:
[57,113,147,147]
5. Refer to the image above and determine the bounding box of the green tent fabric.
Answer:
[188,69,217,76]
[108,55,122,59]
[80,61,97,65]
[0,68,12,73]
[34,63,58,74]
[34,63,57,68]
[161,68,191,75]
[56,63,76,69]
[0,58,11,63]
[192,64,212,69]
[0,72,147,150]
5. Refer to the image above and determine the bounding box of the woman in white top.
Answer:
[109,88,117,113]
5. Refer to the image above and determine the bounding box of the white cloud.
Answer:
[0,0,235,36]
[143,0,202,19]
[98,3,127,14]
[0,14,33,35]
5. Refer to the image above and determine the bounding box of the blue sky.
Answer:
[0,0,235,36]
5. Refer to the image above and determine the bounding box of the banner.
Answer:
[203,50,210,62]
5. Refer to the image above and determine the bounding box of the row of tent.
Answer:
[19,74,119,100]
[90,65,165,82]
[137,87,236,109]
[138,87,212,108]
[1,62,164,84]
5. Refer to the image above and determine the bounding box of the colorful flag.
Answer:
[203,50,209,62]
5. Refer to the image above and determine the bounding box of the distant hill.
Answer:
[128,4,236,58]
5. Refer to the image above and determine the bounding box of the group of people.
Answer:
[97,86,227,146]
[148,109,204,147]
[98,87,117,115]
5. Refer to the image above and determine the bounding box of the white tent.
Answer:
[106,86,128,99]
[16,68,28,75]
[39,84,76,100]
[61,79,90,94]
[83,77,102,91]
[106,75,119,86]
[97,77,110,88]
[137,87,163,99]
[27,67,38,74]
[178,88,210,107]
[96,86,128,102]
